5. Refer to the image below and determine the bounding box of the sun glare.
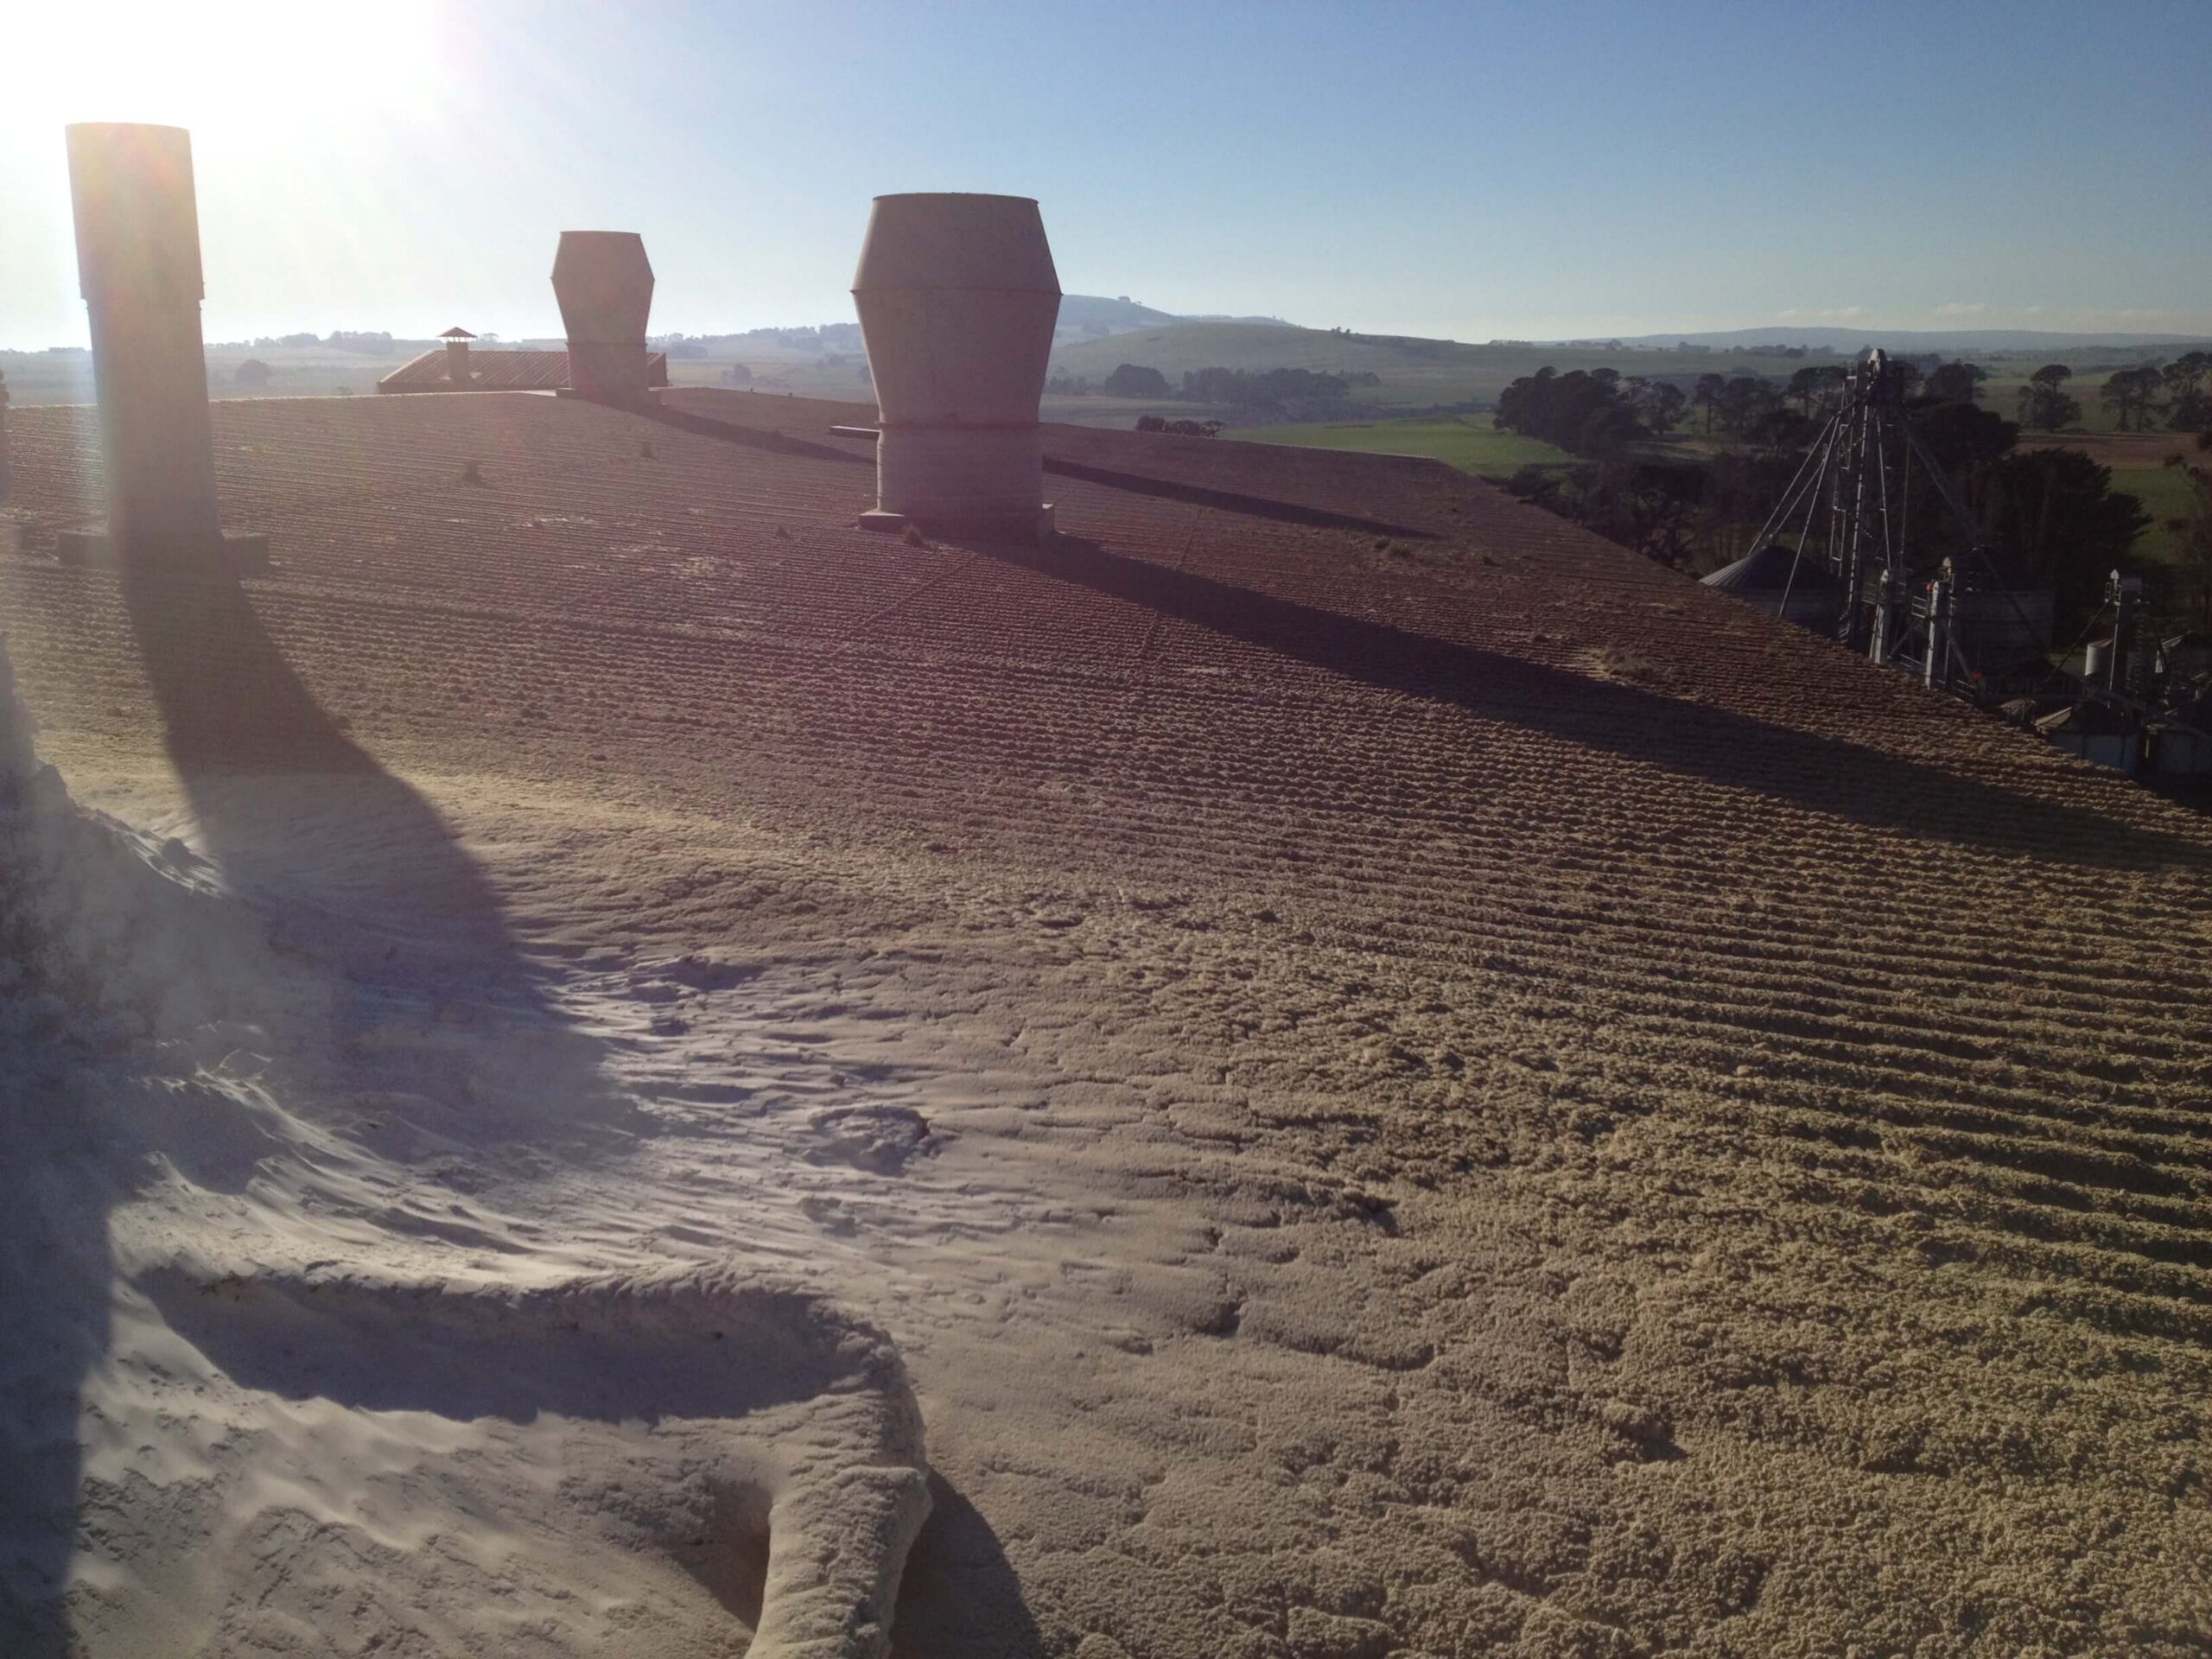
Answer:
[12,0,438,143]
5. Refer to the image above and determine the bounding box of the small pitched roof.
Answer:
[375,346,670,394]
[438,326,477,340]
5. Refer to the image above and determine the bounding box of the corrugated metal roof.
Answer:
[375,348,669,394]
[5,390,2212,1371]
[3,389,2209,1659]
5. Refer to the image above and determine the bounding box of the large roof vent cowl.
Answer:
[552,232,655,408]
[852,193,1062,543]
[60,123,264,571]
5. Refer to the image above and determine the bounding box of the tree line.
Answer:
[1491,365,1881,456]
[2012,353,2211,433]
[1490,355,2178,639]
[1099,363,1378,422]
[1499,353,2212,451]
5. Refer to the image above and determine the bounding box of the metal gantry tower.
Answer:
[1745,353,2212,780]
[1754,349,2032,688]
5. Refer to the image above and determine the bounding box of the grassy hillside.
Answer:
[1623,327,2209,353]
[2109,462,2197,569]
[3,344,421,405]
[1234,412,2202,592]
[1051,322,1832,412]
[1054,294,1183,335]
[1054,321,1418,378]
[1221,416,1573,480]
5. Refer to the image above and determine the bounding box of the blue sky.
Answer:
[3,0,2209,347]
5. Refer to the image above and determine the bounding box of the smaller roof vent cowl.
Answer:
[552,232,655,407]
[440,326,475,381]
[853,194,1061,542]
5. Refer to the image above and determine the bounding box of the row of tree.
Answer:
[1493,366,1831,453]
[2011,353,2212,433]
[1503,422,2154,635]
[1491,353,2189,638]
[1100,362,1377,421]
[1492,366,1652,452]
[1501,353,2212,445]
[2166,440,2212,629]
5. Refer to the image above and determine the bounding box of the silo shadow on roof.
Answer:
[974,533,2209,873]
[114,558,629,1130]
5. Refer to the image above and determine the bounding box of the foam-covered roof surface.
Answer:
[4,388,2211,1647]
[9,386,2207,1150]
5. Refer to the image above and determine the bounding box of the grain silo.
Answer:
[852,194,1062,540]
[1700,542,1840,631]
[1942,550,2054,675]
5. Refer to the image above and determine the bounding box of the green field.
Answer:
[1222,416,1573,480]
[1049,321,1822,413]
[1053,321,2211,438]
[1972,358,2195,436]
[1229,416,2203,582]
[3,344,420,405]
[2112,462,2200,568]
[1982,374,2130,435]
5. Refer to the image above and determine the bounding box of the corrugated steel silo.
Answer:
[1700,543,1840,631]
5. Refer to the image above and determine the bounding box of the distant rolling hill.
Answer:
[1046,321,1827,411]
[1053,295,1183,336]
[1608,326,2212,353]
[1052,317,2212,422]
[1053,296,1289,343]
[1052,321,1400,378]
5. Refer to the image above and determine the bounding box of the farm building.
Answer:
[6,377,2211,1656]
[376,334,671,395]
[1942,549,2057,671]
[2035,696,2145,774]
[2164,629,2212,685]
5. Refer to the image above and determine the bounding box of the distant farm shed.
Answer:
[377,346,670,396]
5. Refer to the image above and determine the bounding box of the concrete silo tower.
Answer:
[852,194,1062,541]
[62,123,253,564]
[552,232,655,407]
